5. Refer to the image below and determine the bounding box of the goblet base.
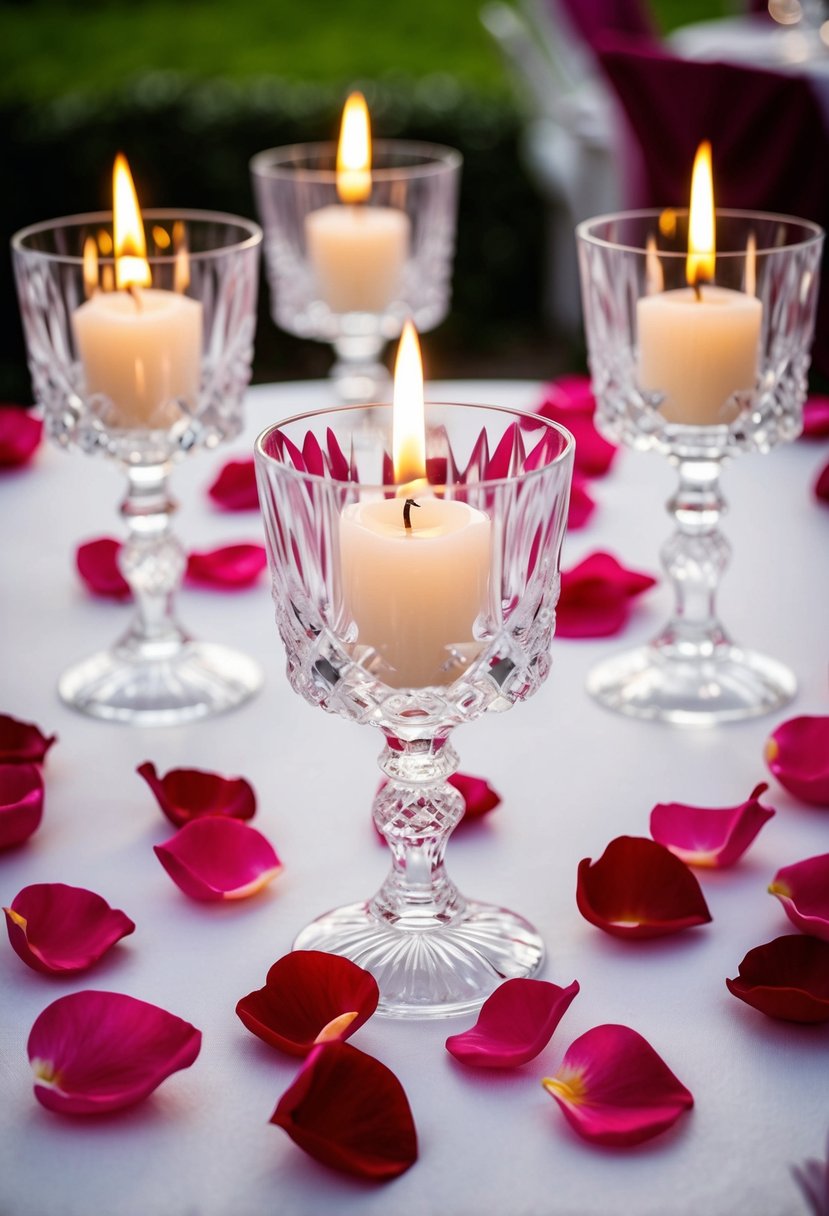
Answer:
[587,642,796,727]
[58,640,263,726]
[293,898,545,1019]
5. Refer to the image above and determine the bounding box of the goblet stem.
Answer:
[331,333,391,405]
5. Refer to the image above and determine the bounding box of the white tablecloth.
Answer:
[1,380,828,1216]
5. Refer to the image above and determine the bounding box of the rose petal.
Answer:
[568,476,596,530]
[649,782,775,868]
[4,883,134,974]
[28,990,201,1114]
[154,817,282,901]
[76,537,130,600]
[0,763,44,850]
[576,836,712,939]
[374,770,501,841]
[0,713,56,764]
[445,978,579,1068]
[0,405,43,468]
[726,935,829,1023]
[236,950,379,1056]
[557,551,657,639]
[542,1024,693,1146]
[816,461,829,506]
[186,543,267,590]
[137,761,256,828]
[536,377,617,478]
[791,1131,829,1216]
[769,854,829,942]
[802,395,829,439]
[271,1040,417,1180]
[207,457,259,510]
[765,716,829,807]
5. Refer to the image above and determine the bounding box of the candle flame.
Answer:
[172,219,190,293]
[393,319,426,487]
[645,234,664,295]
[745,231,757,297]
[83,236,99,298]
[686,141,715,288]
[336,91,372,205]
[113,153,151,291]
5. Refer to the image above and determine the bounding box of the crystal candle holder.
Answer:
[255,403,574,1017]
[577,209,823,725]
[250,141,461,404]
[12,209,263,725]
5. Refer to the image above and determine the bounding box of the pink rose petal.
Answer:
[765,716,829,807]
[536,377,617,478]
[186,543,267,590]
[726,935,829,1023]
[445,978,579,1068]
[802,395,829,439]
[649,782,775,869]
[207,457,259,510]
[0,763,44,850]
[154,817,282,901]
[0,405,43,468]
[28,990,201,1114]
[769,853,829,942]
[816,461,829,506]
[0,713,56,764]
[137,761,256,828]
[76,537,130,600]
[568,476,596,530]
[4,883,134,974]
[236,950,379,1055]
[557,551,657,639]
[542,1024,693,1147]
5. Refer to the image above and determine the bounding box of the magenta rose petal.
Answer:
[802,395,829,438]
[4,883,135,975]
[154,818,282,901]
[765,716,829,806]
[76,537,130,600]
[445,978,579,1068]
[769,854,829,942]
[542,1024,693,1147]
[557,551,657,639]
[447,772,502,822]
[568,476,596,530]
[816,461,829,506]
[236,950,379,1056]
[137,761,256,828]
[577,836,712,939]
[185,543,267,590]
[649,782,775,869]
[0,406,43,468]
[726,935,829,1022]
[28,990,201,1115]
[0,714,56,765]
[536,378,617,478]
[207,457,259,510]
[0,763,44,850]
[271,1040,417,1180]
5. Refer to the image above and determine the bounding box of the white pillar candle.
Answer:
[306,205,410,314]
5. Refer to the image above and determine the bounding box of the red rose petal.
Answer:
[542,1024,693,1147]
[536,377,617,478]
[207,457,259,510]
[0,763,44,850]
[769,854,829,942]
[0,405,43,468]
[445,978,579,1068]
[185,543,267,590]
[765,716,829,807]
[76,537,130,600]
[557,551,657,639]
[649,782,775,869]
[28,990,201,1115]
[815,461,829,505]
[137,761,256,828]
[802,395,829,439]
[568,476,596,530]
[0,713,56,764]
[236,950,379,1056]
[726,935,829,1022]
[271,1040,417,1180]
[4,883,134,974]
[154,817,282,901]
[576,836,712,939]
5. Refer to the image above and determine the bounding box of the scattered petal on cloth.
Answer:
[791,1130,829,1216]
[271,1040,418,1180]
[185,544,267,590]
[154,817,282,901]
[726,935,829,1023]
[75,538,131,599]
[0,713,56,765]
[236,951,379,1056]
[556,551,657,639]
[137,761,256,828]
[28,990,201,1115]
[207,457,260,510]
[568,476,596,530]
[0,763,44,850]
[649,783,775,868]
[576,836,712,939]
[542,1024,693,1147]
[0,406,43,468]
[4,883,135,974]
[816,461,829,506]
[445,978,579,1068]
[802,395,829,439]
[535,376,618,478]
[769,854,829,942]
[765,716,829,807]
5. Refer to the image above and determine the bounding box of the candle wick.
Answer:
[127,284,143,312]
[403,498,420,530]
[693,279,705,302]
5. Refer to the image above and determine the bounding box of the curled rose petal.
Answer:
[542,1024,693,1147]
[137,761,256,828]
[816,461,829,506]
[445,978,579,1068]
[28,990,201,1115]
[536,376,617,478]
[76,537,130,600]
[649,782,775,869]
[154,817,282,901]
[726,935,829,1023]
[236,950,379,1056]
[568,476,596,531]
[0,713,56,765]
[4,883,134,974]
[207,457,259,510]
[271,1040,417,1180]
[0,763,44,850]
[557,551,657,639]
[802,395,829,439]
[769,854,829,942]
[576,836,712,939]
[0,405,43,468]
[765,716,829,807]
[186,543,267,590]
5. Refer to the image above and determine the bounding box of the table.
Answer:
[1,380,828,1216]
